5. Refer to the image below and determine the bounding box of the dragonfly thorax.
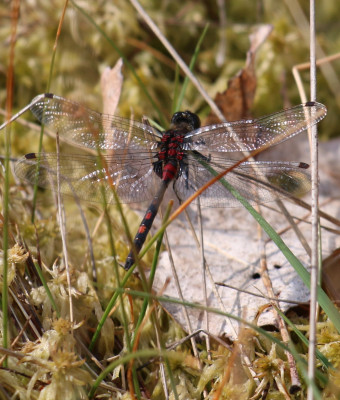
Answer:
[153,112,199,183]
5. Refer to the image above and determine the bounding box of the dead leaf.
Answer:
[100,58,123,118]
[322,248,340,304]
[100,59,124,151]
[205,24,272,124]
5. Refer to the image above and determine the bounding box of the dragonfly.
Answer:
[13,93,327,270]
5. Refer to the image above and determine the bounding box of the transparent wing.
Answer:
[30,93,162,151]
[183,102,327,152]
[174,153,311,207]
[14,150,160,204]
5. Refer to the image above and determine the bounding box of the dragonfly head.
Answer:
[171,111,201,131]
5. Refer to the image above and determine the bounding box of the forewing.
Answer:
[174,153,311,207]
[14,150,160,204]
[29,94,162,151]
[184,102,327,152]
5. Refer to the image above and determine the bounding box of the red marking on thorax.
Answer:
[158,130,186,181]
[176,151,184,160]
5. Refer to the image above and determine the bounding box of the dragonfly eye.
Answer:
[171,111,201,130]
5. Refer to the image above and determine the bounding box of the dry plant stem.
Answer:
[9,303,30,342]
[10,317,31,349]
[128,295,165,399]
[9,287,41,339]
[284,0,340,101]
[86,211,108,278]
[75,336,105,374]
[196,199,211,361]
[152,305,169,400]
[293,52,340,104]
[257,220,301,391]
[215,0,227,67]
[167,329,232,352]
[137,267,171,399]
[128,0,225,121]
[163,230,201,362]
[182,210,227,311]
[264,208,310,243]
[47,0,69,91]
[215,283,303,305]
[2,0,20,366]
[56,133,74,327]
[183,208,262,384]
[159,361,168,400]
[308,0,319,398]
[126,37,177,70]
[284,196,340,228]
[276,199,311,257]
[54,161,97,281]
[274,375,291,400]
[182,209,237,336]
[75,200,97,282]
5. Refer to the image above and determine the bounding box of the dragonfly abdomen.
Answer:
[124,180,169,270]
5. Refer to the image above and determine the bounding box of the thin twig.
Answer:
[308,0,319,398]
[215,282,307,305]
[276,199,311,257]
[56,132,74,327]
[292,52,340,104]
[163,230,201,361]
[196,198,211,362]
[284,0,340,101]
[215,0,227,67]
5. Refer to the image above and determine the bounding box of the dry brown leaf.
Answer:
[205,25,272,124]
[100,58,123,117]
[322,248,340,304]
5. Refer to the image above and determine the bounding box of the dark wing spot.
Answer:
[25,153,37,159]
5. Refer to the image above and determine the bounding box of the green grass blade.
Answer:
[174,23,210,112]
[172,64,181,115]
[2,124,11,366]
[34,262,60,317]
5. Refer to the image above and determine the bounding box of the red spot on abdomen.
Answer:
[162,163,177,181]
[138,226,147,234]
